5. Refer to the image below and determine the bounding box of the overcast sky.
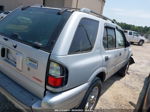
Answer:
[103,0,150,27]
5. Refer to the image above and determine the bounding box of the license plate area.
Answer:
[6,49,17,66]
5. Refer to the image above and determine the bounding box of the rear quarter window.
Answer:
[69,18,99,54]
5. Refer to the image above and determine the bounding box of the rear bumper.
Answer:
[0,71,88,111]
[0,87,31,112]
[32,83,88,111]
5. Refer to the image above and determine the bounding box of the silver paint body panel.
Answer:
[0,7,132,110]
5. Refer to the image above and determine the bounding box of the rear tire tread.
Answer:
[77,77,102,111]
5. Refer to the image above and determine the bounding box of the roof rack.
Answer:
[28,6,116,24]
[57,8,68,15]
[32,4,43,7]
[60,7,116,24]
[80,8,116,24]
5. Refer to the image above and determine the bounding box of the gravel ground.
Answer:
[0,44,150,112]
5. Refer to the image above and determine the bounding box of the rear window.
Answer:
[0,7,71,51]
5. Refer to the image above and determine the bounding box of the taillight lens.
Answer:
[47,62,67,87]
[48,76,63,87]
[49,62,62,77]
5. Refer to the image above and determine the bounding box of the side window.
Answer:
[116,29,125,48]
[69,18,99,54]
[107,28,116,49]
[129,32,132,35]
[103,28,107,49]
[103,27,116,50]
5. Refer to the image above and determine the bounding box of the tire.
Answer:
[118,62,129,77]
[78,77,102,111]
[130,42,134,44]
[138,40,144,46]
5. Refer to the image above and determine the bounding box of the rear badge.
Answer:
[26,58,38,69]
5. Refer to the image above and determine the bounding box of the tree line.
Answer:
[115,21,150,38]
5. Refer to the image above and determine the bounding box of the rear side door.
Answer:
[102,25,119,79]
[115,28,129,70]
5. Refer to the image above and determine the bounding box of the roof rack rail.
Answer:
[57,8,68,15]
[80,8,116,24]
[21,6,30,10]
[32,4,43,7]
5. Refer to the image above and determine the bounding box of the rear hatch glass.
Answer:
[0,7,71,51]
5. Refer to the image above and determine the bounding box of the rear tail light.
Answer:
[47,61,67,87]
[48,76,63,87]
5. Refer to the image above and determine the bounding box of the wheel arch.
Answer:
[96,72,106,82]
[139,39,144,42]
[88,67,107,83]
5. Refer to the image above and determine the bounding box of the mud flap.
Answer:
[129,57,135,65]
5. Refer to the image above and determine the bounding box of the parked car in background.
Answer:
[124,30,146,46]
[0,6,134,111]
[0,11,11,20]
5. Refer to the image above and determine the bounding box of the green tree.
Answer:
[117,22,150,36]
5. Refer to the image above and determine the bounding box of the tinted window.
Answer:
[107,28,116,49]
[69,18,99,54]
[103,27,116,50]
[116,29,125,48]
[0,7,71,51]
[103,28,107,49]
[129,32,132,35]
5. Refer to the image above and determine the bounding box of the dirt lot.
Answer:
[0,44,150,112]
[96,43,150,111]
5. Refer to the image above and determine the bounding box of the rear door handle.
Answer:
[105,56,109,61]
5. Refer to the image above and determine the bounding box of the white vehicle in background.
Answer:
[124,30,146,46]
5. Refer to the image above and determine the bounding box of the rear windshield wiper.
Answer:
[0,32,9,37]
[0,32,42,49]
[10,33,22,40]
[10,33,42,49]
[32,42,43,49]
[0,32,11,41]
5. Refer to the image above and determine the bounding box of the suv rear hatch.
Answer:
[0,7,71,98]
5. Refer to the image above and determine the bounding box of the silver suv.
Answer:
[0,6,134,111]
